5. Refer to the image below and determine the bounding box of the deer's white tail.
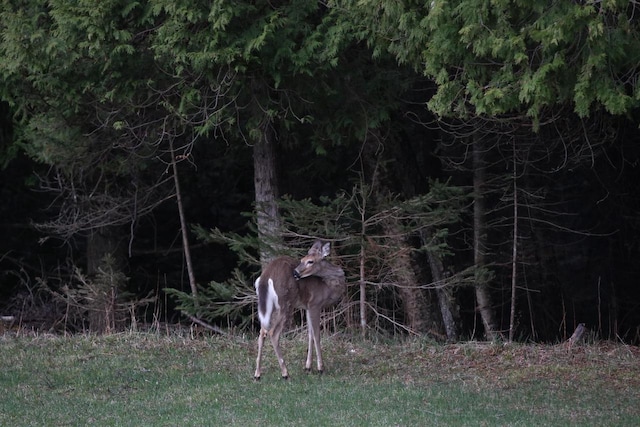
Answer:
[256,277,279,329]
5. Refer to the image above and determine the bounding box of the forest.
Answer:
[1,0,640,344]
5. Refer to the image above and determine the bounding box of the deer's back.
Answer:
[261,257,299,309]
[261,256,344,311]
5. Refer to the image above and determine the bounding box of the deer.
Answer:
[253,240,346,380]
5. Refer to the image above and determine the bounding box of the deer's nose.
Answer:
[293,270,301,280]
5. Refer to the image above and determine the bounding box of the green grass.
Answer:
[0,332,638,426]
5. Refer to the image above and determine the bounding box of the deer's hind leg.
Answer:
[268,314,289,379]
[254,328,267,380]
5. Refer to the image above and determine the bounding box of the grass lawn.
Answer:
[0,331,638,426]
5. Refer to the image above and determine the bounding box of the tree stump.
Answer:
[567,323,586,347]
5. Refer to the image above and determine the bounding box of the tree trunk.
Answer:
[472,136,499,340]
[253,116,282,267]
[427,246,458,341]
[394,264,430,334]
[169,138,199,313]
[357,134,441,337]
[359,238,367,337]
[383,221,438,335]
[170,139,198,297]
[509,141,518,342]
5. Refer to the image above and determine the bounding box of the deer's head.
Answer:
[293,241,330,280]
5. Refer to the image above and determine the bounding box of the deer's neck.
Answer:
[315,261,345,283]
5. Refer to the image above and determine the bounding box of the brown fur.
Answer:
[254,242,346,380]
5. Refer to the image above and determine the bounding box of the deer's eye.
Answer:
[307,260,314,265]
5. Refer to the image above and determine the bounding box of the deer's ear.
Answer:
[308,240,323,255]
[321,242,330,258]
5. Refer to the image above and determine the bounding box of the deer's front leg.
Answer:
[305,310,314,372]
[306,308,323,374]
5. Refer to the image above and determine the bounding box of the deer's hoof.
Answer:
[317,369,324,376]
[254,375,261,382]
[281,375,289,380]
[304,368,312,374]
